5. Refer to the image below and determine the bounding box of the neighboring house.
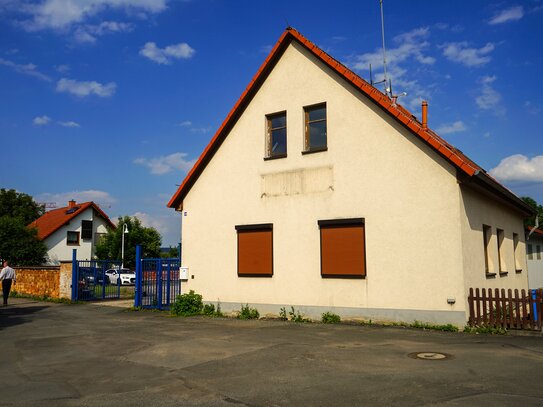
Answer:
[167,28,534,326]
[29,200,116,264]
[527,227,543,289]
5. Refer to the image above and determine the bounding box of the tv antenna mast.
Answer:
[380,0,389,97]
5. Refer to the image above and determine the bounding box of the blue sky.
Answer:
[1,0,542,246]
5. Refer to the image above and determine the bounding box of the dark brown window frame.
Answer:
[235,223,273,277]
[482,224,493,275]
[67,231,80,246]
[81,220,93,240]
[303,102,327,153]
[318,218,366,279]
[265,111,287,159]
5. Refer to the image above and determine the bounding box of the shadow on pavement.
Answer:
[0,304,49,331]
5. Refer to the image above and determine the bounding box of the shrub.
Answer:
[279,307,288,321]
[322,312,341,324]
[238,304,260,320]
[202,303,215,315]
[171,290,203,316]
[289,306,311,323]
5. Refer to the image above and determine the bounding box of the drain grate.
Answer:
[408,352,452,360]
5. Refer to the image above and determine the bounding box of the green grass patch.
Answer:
[238,304,260,320]
[322,312,341,324]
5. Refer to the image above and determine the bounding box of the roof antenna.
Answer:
[369,63,374,86]
[379,0,389,97]
[284,17,291,30]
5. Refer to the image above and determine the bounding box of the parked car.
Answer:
[105,268,136,285]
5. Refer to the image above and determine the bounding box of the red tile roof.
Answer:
[528,226,543,236]
[167,27,533,215]
[28,201,116,240]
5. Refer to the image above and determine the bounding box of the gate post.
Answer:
[157,259,163,310]
[135,245,142,307]
[71,249,78,301]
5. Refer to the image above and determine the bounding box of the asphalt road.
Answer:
[1,297,543,406]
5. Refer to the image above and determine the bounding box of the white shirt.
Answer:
[0,266,16,281]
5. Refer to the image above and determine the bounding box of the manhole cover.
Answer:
[408,352,452,360]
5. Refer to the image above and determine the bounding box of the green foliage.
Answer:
[11,291,73,304]
[0,216,48,265]
[202,302,224,317]
[521,196,543,228]
[94,215,161,268]
[160,245,180,259]
[0,189,47,265]
[411,321,458,332]
[322,312,341,324]
[171,290,203,316]
[238,304,260,320]
[463,325,507,335]
[279,307,288,321]
[288,306,311,323]
[0,188,44,224]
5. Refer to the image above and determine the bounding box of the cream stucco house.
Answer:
[29,200,115,264]
[527,227,543,289]
[168,28,534,326]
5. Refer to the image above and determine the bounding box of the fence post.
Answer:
[71,249,78,301]
[134,245,142,308]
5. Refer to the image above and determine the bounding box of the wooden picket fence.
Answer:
[468,288,543,331]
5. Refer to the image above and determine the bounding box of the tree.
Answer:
[0,188,44,224]
[0,189,47,265]
[94,216,161,268]
[521,196,543,228]
[0,216,47,266]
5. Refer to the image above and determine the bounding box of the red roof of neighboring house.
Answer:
[527,226,543,236]
[167,27,534,216]
[28,201,116,240]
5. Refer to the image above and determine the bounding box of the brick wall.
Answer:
[59,262,72,299]
[13,266,62,298]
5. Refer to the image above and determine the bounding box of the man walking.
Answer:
[0,260,16,306]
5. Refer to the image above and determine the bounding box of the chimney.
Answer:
[421,100,428,129]
[68,200,76,208]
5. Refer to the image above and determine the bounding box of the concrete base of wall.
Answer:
[209,301,467,327]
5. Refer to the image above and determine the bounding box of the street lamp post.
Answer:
[121,223,129,269]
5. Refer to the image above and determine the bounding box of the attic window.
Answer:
[81,220,93,240]
[265,112,287,159]
[303,103,327,153]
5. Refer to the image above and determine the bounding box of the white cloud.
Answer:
[134,152,195,175]
[441,42,495,67]
[56,78,116,97]
[436,121,466,135]
[139,41,195,64]
[0,57,52,81]
[132,211,169,233]
[33,115,52,126]
[74,21,134,43]
[475,75,503,112]
[488,6,524,25]
[58,120,80,127]
[489,155,543,182]
[178,120,192,127]
[36,190,117,208]
[55,64,70,73]
[351,27,435,110]
[16,0,168,31]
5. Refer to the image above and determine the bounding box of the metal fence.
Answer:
[72,254,122,301]
[135,246,181,310]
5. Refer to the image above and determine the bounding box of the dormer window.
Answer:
[303,103,327,153]
[265,112,287,159]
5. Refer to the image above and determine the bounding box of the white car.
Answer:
[105,269,136,286]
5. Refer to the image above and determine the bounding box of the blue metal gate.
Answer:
[71,251,122,301]
[135,245,181,310]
